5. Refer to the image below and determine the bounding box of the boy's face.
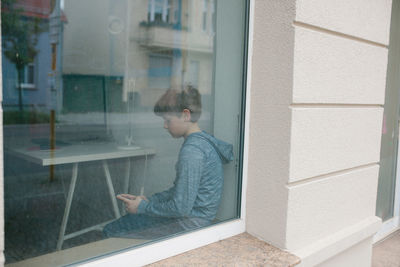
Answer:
[162,113,188,138]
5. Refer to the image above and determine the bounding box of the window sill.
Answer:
[18,84,37,90]
[5,238,147,267]
[147,233,301,267]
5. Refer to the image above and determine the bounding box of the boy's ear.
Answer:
[182,109,191,122]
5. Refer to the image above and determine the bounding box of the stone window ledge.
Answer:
[147,233,301,266]
[5,233,300,266]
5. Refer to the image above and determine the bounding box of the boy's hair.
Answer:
[154,85,202,122]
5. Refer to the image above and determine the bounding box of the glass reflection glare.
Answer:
[2,0,245,265]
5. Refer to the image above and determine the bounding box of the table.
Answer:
[10,143,155,250]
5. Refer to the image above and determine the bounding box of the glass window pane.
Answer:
[376,0,400,222]
[1,0,248,265]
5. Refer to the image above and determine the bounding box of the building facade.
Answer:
[1,0,399,266]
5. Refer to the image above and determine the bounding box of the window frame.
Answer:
[148,0,170,23]
[374,0,400,242]
[374,140,400,242]
[20,62,37,90]
[77,0,253,265]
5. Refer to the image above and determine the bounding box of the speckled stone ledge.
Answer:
[147,233,301,267]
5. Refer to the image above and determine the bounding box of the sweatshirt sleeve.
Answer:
[137,144,204,217]
[147,186,174,203]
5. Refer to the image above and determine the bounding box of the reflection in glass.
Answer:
[376,0,400,222]
[2,0,246,265]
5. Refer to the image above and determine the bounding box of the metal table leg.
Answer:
[140,154,148,196]
[102,160,121,219]
[121,158,131,216]
[56,157,146,250]
[57,163,79,250]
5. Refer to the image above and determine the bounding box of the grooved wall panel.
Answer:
[286,165,379,250]
[293,27,388,104]
[296,0,392,45]
[290,107,383,182]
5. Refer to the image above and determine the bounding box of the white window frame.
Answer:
[79,1,254,266]
[20,63,36,90]
[374,123,400,242]
[374,1,400,243]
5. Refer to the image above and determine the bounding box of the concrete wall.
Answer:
[246,0,392,265]
[246,0,296,248]
[315,238,373,267]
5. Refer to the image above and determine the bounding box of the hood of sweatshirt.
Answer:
[189,131,234,164]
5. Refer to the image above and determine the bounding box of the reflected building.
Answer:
[62,0,215,113]
[1,0,66,112]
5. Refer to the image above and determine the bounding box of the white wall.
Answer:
[247,0,392,265]
[289,0,390,253]
[246,0,296,248]
[315,238,373,267]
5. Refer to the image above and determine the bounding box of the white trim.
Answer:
[393,121,400,218]
[374,121,400,242]
[240,0,254,220]
[76,1,255,266]
[373,216,400,243]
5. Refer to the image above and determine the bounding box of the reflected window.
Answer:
[202,0,208,32]
[21,63,36,89]
[186,60,199,87]
[148,0,170,23]
[148,54,172,89]
[172,0,179,24]
[211,0,215,34]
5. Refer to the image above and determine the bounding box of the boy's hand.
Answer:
[117,194,148,201]
[139,195,148,201]
[117,194,147,214]
[117,194,136,200]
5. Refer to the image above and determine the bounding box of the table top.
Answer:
[10,143,156,166]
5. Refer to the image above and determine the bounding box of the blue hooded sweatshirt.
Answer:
[137,131,234,229]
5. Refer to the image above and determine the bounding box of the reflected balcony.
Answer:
[137,21,213,53]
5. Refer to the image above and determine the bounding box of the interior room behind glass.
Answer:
[1,0,246,265]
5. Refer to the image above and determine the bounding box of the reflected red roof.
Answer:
[6,0,67,21]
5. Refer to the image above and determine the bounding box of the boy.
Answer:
[103,86,233,239]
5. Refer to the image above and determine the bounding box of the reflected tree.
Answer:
[1,0,43,111]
